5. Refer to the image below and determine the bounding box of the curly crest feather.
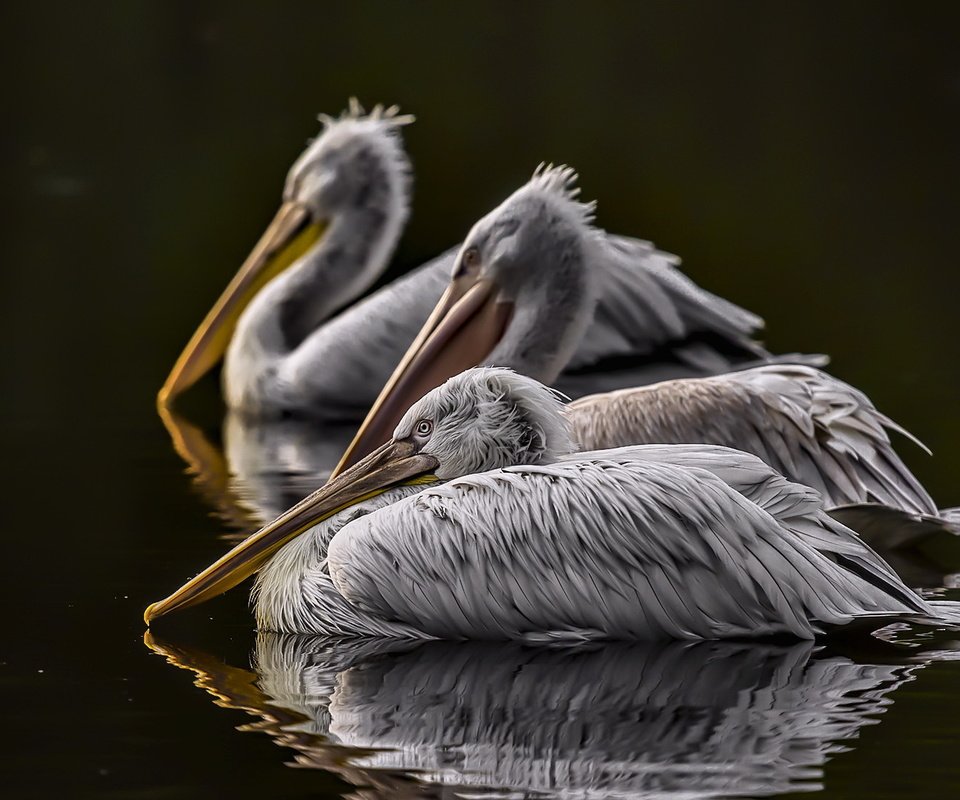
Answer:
[285,99,414,207]
[527,163,597,229]
[316,97,416,130]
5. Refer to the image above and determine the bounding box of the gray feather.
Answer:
[566,365,939,529]
[324,447,933,640]
[567,235,768,371]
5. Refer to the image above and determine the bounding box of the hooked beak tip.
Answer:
[144,603,159,626]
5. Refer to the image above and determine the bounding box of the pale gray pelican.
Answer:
[332,162,814,470]
[145,368,960,639]
[158,103,773,418]
[330,165,953,544]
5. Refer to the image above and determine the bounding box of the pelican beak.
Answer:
[157,201,328,406]
[144,439,439,624]
[331,274,513,477]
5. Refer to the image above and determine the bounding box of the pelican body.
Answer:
[146,369,959,641]
[328,164,950,546]
[159,103,772,420]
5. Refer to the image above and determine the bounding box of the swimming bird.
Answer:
[145,368,959,640]
[333,162,815,470]
[328,167,950,541]
[158,102,771,419]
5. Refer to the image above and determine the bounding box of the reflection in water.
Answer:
[147,633,923,799]
[222,412,354,520]
[159,405,349,538]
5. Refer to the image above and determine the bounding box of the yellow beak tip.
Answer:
[144,603,159,626]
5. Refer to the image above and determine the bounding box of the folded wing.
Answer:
[567,235,768,372]
[326,448,931,641]
[566,365,936,514]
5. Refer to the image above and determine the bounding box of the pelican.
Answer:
[330,164,953,543]
[145,368,960,639]
[158,102,775,418]
[157,391,957,589]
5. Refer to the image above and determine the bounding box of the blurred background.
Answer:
[2,2,960,797]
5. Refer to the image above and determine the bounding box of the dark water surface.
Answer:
[4,4,960,798]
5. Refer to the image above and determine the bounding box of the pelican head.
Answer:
[334,164,601,472]
[394,367,574,478]
[285,100,413,228]
[144,368,573,623]
[158,100,414,406]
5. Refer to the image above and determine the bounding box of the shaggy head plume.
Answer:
[282,99,414,219]
[525,162,597,228]
[394,368,574,479]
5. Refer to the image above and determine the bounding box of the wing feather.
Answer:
[566,365,937,515]
[290,237,772,413]
[568,236,768,372]
[326,450,931,640]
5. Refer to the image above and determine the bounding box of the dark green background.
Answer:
[2,2,959,798]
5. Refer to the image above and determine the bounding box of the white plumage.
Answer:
[566,363,938,514]
[168,101,775,419]
[251,368,957,639]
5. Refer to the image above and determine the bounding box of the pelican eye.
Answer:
[415,419,433,437]
[456,246,480,276]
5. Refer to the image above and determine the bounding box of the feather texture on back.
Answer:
[325,445,932,641]
[567,235,768,372]
[566,364,936,515]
